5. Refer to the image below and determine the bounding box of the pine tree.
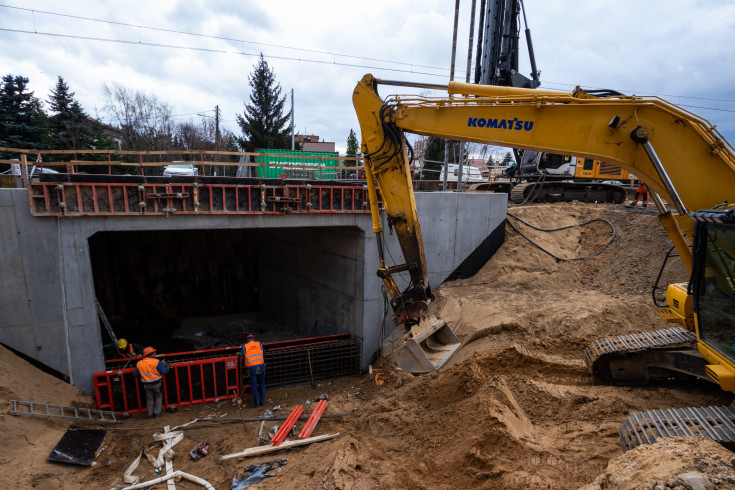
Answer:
[47,77,92,160]
[0,74,48,157]
[345,129,359,167]
[419,137,464,180]
[236,54,291,151]
[420,137,445,180]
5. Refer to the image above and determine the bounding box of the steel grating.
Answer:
[264,339,362,388]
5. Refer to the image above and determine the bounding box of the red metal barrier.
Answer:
[94,355,239,415]
[94,333,362,413]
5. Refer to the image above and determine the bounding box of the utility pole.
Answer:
[443,0,460,191]
[215,105,221,176]
[456,0,477,190]
[290,89,295,151]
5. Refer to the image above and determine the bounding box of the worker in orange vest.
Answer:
[116,338,144,358]
[627,183,649,208]
[133,347,170,418]
[241,334,266,407]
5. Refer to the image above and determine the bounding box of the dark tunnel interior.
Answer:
[89,228,260,357]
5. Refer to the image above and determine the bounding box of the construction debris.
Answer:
[121,470,215,490]
[121,425,185,487]
[9,399,119,423]
[47,426,107,466]
[270,405,303,446]
[220,433,340,461]
[232,459,287,489]
[257,420,267,446]
[190,441,210,460]
[298,400,327,439]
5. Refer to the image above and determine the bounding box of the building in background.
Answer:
[295,135,335,153]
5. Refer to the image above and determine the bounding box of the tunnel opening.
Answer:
[88,226,366,361]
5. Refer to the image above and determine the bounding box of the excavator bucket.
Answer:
[394,318,461,373]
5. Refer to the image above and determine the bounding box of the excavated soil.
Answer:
[2,202,735,489]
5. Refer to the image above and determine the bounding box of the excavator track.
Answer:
[620,405,735,451]
[584,327,710,384]
[509,181,626,204]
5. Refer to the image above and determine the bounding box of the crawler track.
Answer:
[584,327,710,384]
[620,405,735,451]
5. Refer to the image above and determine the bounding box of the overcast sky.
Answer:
[2,0,735,155]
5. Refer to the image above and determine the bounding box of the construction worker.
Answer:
[133,347,169,418]
[116,338,144,358]
[241,334,266,407]
[627,183,649,208]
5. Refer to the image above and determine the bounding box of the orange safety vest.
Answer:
[243,341,265,367]
[137,357,162,383]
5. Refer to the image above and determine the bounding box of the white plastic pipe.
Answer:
[121,470,214,490]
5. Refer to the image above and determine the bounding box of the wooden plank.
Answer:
[219,432,340,461]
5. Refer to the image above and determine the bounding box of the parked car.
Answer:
[601,180,624,185]
[30,167,60,176]
[163,163,198,176]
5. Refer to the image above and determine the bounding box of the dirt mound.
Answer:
[0,202,732,489]
[0,345,93,488]
[583,437,735,490]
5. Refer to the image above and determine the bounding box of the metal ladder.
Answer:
[9,400,120,424]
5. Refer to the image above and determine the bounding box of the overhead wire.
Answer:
[0,3,449,73]
[3,4,734,111]
[0,27,449,78]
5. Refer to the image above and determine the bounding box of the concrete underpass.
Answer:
[1,186,507,394]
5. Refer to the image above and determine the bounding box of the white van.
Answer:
[440,164,485,182]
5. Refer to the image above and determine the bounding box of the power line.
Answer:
[2,4,734,110]
[540,80,735,113]
[0,3,448,72]
[0,27,449,78]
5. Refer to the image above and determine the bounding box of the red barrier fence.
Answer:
[94,353,240,415]
[93,334,361,415]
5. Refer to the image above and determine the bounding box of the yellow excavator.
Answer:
[353,73,735,449]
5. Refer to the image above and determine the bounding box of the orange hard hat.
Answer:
[143,346,156,356]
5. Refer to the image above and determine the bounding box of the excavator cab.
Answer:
[690,209,735,389]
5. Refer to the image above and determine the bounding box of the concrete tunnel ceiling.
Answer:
[88,226,366,357]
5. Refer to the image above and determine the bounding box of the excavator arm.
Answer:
[353,74,433,327]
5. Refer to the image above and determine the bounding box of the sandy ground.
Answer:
[2,202,735,489]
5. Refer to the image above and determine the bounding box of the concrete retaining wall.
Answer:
[0,188,506,393]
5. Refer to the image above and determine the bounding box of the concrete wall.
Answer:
[257,226,366,339]
[0,188,506,393]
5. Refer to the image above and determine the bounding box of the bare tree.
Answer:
[103,82,174,159]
